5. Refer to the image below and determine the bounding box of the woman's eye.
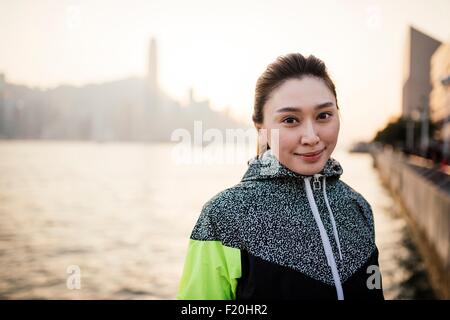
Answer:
[318,112,332,120]
[282,117,298,124]
[282,113,331,124]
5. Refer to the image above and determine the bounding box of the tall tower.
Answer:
[141,37,160,141]
[0,73,5,137]
[402,27,441,119]
[148,37,158,94]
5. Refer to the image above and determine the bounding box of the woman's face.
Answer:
[256,76,340,176]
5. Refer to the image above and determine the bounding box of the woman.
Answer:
[176,53,384,300]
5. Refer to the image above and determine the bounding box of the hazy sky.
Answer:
[0,0,449,147]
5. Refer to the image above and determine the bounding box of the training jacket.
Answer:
[177,149,384,300]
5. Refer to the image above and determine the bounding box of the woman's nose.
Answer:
[300,121,320,145]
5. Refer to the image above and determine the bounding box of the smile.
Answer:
[294,148,325,162]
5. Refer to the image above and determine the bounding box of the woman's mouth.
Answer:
[294,148,325,162]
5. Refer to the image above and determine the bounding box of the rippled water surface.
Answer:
[0,141,435,299]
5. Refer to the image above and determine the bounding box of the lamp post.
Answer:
[419,97,430,158]
[441,75,450,164]
[406,116,413,153]
[407,109,421,155]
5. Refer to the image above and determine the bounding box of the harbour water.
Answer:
[0,141,436,299]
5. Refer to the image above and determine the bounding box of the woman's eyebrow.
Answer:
[275,102,334,113]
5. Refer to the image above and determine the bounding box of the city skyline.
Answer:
[0,36,245,142]
[0,0,449,147]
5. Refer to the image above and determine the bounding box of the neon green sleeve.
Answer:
[176,239,241,300]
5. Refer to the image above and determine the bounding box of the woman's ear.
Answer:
[254,123,268,156]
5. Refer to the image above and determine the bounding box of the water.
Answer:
[0,141,435,299]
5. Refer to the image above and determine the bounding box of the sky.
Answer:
[0,0,449,148]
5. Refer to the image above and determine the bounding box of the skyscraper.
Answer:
[148,37,158,94]
[402,27,442,119]
[0,73,5,138]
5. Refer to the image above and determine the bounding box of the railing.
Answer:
[370,143,450,299]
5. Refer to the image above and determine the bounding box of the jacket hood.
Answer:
[241,149,343,182]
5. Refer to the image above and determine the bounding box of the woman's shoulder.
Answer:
[336,180,375,233]
[336,180,372,209]
[200,183,253,219]
[190,183,251,245]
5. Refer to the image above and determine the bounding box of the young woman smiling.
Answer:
[177,53,384,300]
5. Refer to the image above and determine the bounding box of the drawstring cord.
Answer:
[305,174,344,300]
[321,175,343,261]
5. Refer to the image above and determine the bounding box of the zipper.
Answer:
[313,173,322,191]
[304,176,344,300]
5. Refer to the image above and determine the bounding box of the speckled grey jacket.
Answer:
[178,149,384,300]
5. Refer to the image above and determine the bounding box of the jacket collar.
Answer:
[241,149,343,182]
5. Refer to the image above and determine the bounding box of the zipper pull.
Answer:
[313,174,322,191]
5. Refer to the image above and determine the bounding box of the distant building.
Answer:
[402,26,441,119]
[148,37,158,95]
[430,41,450,142]
[0,73,4,137]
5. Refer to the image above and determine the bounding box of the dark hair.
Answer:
[253,53,339,155]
